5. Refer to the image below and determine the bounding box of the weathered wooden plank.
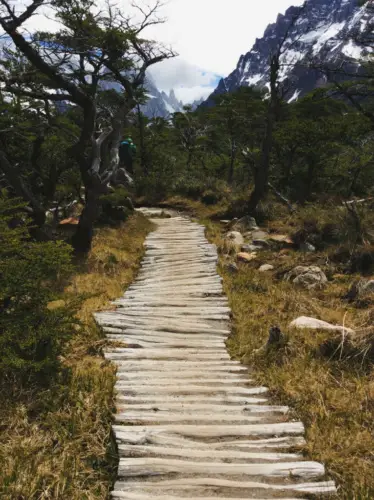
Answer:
[117,457,325,478]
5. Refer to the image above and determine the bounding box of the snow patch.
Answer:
[342,40,363,60]
[288,89,301,103]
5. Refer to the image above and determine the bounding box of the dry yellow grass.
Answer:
[203,217,374,499]
[0,213,154,500]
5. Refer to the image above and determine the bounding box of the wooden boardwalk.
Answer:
[95,209,336,499]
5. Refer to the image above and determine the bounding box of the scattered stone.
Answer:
[226,263,239,273]
[241,244,258,252]
[225,231,244,246]
[259,264,274,272]
[363,280,374,294]
[220,220,231,225]
[254,326,285,354]
[270,234,294,245]
[344,279,374,301]
[237,252,257,263]
[252,230,269,240]
[253,239,270,248]
[300,242,316,252]
[289,316,355,334]
[267,326,285,345]
[285,266,328,290]
[233,216,259,232]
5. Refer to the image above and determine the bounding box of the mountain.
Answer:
[206,0,372,104]
[142,76,184,118]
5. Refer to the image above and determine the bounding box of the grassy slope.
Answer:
[201,215,374,499]
[0,213,153,500]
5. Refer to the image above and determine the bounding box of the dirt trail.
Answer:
[95,208,336,499]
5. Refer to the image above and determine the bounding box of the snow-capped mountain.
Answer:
[207,0,373,104]
[141,75,184,118]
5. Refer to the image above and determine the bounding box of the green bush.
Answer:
[0,196,76,385]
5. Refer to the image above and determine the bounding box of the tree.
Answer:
[247,2,308,212]
[0,0,175,252]
[0,86,80,235]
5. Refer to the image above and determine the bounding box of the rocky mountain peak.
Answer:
[206,0,371,104]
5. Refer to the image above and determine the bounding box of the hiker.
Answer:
[119,137,137,174]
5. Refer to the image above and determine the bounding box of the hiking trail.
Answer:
[95,208,336,499]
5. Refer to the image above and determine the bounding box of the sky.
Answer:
[13,0,304,103]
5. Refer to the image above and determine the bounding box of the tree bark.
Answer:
[71,188,101,254]
[137,104,148,175]
[247,54,279,213]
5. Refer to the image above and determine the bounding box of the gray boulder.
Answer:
[225,231,244,246]
[285,266,327,290]
[252,230,269,240]
[233,216,259,232]
[300,242,316,252]
[344,279,374,301]
[241,244,258,252]
[253,239,270,248]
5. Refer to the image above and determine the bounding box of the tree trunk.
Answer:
[71,188,100,254]
[228,140,236,184]
[247,53,279,213]
[247,111,274,212]
[137,104,148,175]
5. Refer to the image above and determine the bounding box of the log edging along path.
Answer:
[95,208,337,499]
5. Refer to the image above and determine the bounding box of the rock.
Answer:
[226,263,239,273]
[253,239,270,248]
[124,197,135,211]
[285,266,327,290]
[269,234,294,245]
[259,264,274,272]
[225,231,244,246]
[251,230,269,240]
[233,216,259,232]
[237,252,257,263]
[289,316,355,334]
[363,280,374,293]
[344,279,374,301]
[241,244,258,252]
[300,242,316,252]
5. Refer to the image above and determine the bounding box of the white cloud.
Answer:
[9,0,304,76]
[173,85,217,103]
[148,58,220,103]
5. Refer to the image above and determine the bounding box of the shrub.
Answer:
[0,196,76,384]
[201,190,222,205]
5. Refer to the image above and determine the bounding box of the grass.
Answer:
[202,214,374,499]
[0,213,154,500]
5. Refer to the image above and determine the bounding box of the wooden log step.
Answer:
[114,385,268,397]
[112,430,305,450]
[114,412,281,425]
[116,403,288,414]
[116,395,270,405]
[117,444,301,462]
[116,457,325,479]
[112,478,337,496]
[112,423,305,441]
